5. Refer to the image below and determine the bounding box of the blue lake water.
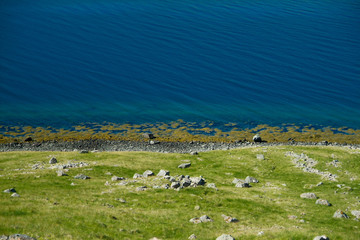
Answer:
[1,0,360,129]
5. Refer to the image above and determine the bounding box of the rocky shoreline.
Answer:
[0,139,359,153]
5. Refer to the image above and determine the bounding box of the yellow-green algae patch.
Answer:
[0,120,359,144]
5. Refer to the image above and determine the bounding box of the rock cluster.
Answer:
[189,215,213,224]
[233,176,258,188]
[286,152,337,181]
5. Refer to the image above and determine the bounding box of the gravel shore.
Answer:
[0,139,359,153]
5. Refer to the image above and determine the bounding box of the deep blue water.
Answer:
[1,0,360,129]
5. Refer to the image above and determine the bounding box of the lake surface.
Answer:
[1,0,360,129]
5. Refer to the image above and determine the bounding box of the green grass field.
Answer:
[1,146,359,239]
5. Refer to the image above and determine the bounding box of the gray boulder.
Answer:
[157,169,170,177]
[253,134,262,142]
[245,176,259,183]
[142,133,155,139]
[189,217,202,224]
[3,188,16,193]
[178,163,191,169]
[315,199,331,206]
[143,170,154,177]
[199,215,213,222]
[188,234,197,239]
[256,154,265,160]
[111,176,125,181]
[300,193,317,199]
[235,182,250,188]
[313,236,329,240]
[133,173,143,179]
[181,178,192,188]
[171,181,181,189]
[49,157,57,164]
[11,193,20,197]
[216,234,235,240]
[74,174,90,180]
[333,210,349,218]
[190,176,206,186]
[222,214,238,223]
[57,170,68,177]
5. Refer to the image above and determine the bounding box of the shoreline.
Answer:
[1,139,359,153]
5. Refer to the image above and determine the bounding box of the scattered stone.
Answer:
[316,199,331,206]
[190,176,206,186]
[3,188,16,193]
[149,140,160,145]
[253,134,262,142]
[162,184,170,189]
[157,170,170,177]
[49,157,57,164]
[152,185,161,189]
[235,182,251,188]
[79,150,89,154]
[74,174,90,180]
[8,234,37,240]
[300,193,317,199]
[170,181,181,189]
[351,210,360,218]
[143,170,154,177]
[136,186,147,191]
[222,214,238,223]
[105,172,112,176]
[70,182,76,186]
[194,205,200,210]
[299,219,305,223]
[207,183,218,190]
[57,170,68,176]
[111,176,125,181]
[190,151,198,155]
[188,234,197,239]
[216,234,235,240]
[116,198,126,203]
[11,193,20,197]
[245,176,259,183]
[288,215,297,220]
[256,154,265,160]
[189,217,202,224]
[168,176,176,182]
[133,173,143,179]
[258,231,264,236]
[178,163,191,169]
[333,210,349,218]
[313,235,330,240]
[316,182,323,186]
[142,133,155,139]
[199,215,213,222]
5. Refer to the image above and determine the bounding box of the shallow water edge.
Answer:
[1,120,359,146]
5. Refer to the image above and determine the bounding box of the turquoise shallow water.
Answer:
[1,0,360,129]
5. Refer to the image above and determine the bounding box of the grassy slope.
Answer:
[0,146,359,240]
